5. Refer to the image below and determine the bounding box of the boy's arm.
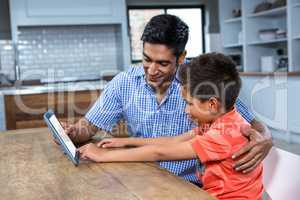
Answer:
[97,130,196,148]
[79,139,198,162]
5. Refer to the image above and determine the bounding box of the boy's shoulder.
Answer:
[203,109,250,141]
[218,108,249,129]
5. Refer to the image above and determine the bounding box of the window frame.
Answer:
[127,5,206,64]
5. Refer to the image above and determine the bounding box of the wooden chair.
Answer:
[263,147,300,200]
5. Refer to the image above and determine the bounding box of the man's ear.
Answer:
[177,50,187,65]
[180,85,189,99]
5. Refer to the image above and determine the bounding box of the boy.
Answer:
[78,53,264,199]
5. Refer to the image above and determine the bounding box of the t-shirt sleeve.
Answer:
[85,73,124,132]
[191,129,232,163]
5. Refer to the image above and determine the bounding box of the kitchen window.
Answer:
[128,6,205,63]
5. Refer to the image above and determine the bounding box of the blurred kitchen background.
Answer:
[0,0,299,150]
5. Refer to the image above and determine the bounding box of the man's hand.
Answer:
[61,122,78,140]
[97,138,128,148]
[54,118,97,145]
[52,122,78,145]
[78,143,107,162]
[233,125,273,173]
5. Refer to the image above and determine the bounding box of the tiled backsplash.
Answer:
[0,40,15,81]
[17,25,123,82]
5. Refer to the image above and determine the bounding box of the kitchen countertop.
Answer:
[0,80,108,95]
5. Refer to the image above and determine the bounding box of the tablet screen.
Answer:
[49,115,77,158]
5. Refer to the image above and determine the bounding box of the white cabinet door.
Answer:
[9,0,127,31]
[26,0,113,17]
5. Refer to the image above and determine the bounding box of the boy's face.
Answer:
[142,42,185,90]
[181,86,220,124]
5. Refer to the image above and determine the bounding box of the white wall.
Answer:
[240,76,300,144]
[206,33,222,52]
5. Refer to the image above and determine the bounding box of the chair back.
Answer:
[263,147,300,200]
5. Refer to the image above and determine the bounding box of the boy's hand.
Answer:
[232,125,272,173]
[97,138,128,148]
[78,143,107,162]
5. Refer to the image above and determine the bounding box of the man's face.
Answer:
[142,42,178,90]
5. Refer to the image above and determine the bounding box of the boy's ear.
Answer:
[177,50,187,65]
[208,97,220,114]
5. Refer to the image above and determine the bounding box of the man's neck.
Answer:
[154,81,172,104]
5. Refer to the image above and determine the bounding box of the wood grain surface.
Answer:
[0,128,215,200]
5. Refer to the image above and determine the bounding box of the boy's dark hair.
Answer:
[179,53,241,111]
[141,14,189,58]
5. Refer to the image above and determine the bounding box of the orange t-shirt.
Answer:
[191,108,263,200]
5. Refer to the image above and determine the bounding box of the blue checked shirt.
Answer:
[85,66,255,184]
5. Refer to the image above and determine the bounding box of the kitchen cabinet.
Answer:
[9,0,127,27]
[9,0,131,75]
[0,95,6,131]
[4,89,128,136]
[5,90,99,129]
[219,0,300,72]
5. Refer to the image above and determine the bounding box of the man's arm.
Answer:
[233,118,273,173]
[251,119,272,138]
[64,72,125,144]
[97,130,196,148]
[79,139,197,162]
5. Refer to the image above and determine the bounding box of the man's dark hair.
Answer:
[179,53,241,111]
[141,14,189,58]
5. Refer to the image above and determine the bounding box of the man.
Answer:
[63,14,272,185]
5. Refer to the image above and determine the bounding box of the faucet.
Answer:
[13,42,20,81]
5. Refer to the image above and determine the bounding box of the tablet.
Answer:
[44,110,79,166]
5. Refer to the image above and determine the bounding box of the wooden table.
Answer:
[0,128,215,200]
